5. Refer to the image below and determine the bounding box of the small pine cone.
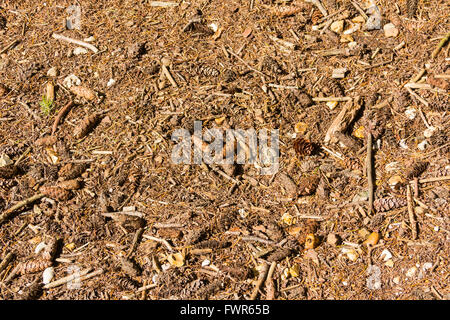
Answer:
[57,179,82,190]
[267,248,292,262]
[374,197,407,212]
[297,175,320,196]
[194,240,229,249]
[74,113,102,139]
[310,9,323,24]
[407,0,418,18]
[18,259,52,275]
[405,161,429,180]
[321,78,344,96]
[58,163,87,180]
[42,238,58,261]
[0,164,19,179]
[293,137,314,157]
[223,69,237,82]
[39,185,71,201]
[117,276,140,291]
[261,56,284,75]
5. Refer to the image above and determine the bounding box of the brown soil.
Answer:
[0,0,449,300]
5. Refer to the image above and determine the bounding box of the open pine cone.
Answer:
[293,137,314,157]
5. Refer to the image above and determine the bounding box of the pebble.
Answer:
[406,266,417,278]
[62,74,81,88]
[34,242,47,254]
[384,23,399,38]
[330,20,344,33]
[393,276,400,285]
[106,78,116,87]
[417,140,429,151]
[47,67,59,77]
[385,259,394,267]
[327,233,341,246]
[42,267,54,284]
[73,47,88,55]
[423,126,437,138]
[0,154,12,167]
[405,107,417,120]
[380,249,392,261]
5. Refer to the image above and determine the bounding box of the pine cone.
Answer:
[405,161,429,180]
[310,9,323,24]
[39,185,71,201]
[293,137,314,157]
[58,163,87,180]
[374,197,407,212]
[191,63,220,77]
[407,0,418,18]
[321,78,344,96]
[18,259,52,275]
[0,164,19,179]
[117,276,140,291]
[223,69,237,82]
[261,56,284,75]
[74,113,102,139]
[297,175,320,196]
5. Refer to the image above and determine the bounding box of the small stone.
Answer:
[348,41,358,49]
[0,154,13,167]
[83,36,95,42]
[406,266,417,278]
[106,78,116,87]
[327,233,341,246]
[385,259,394,267]
[62,74,81,89]
[405,107,417,120]
[332,67,348,78]
[326,100,339,110]
[393,276,400,284]
[417,140,429,151]
[42,267,54,284]
[161,57,171,66]
[388,175,403,187]
[73,47,88,55]
[352,16,365,24]
[384,23,399,38]
[330,20,344,33]
[47,67,59,77]
[423,126,437,138]
[380,249,392,261]
[340,34,354,43]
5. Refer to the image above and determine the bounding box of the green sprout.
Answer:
[39,95,54,116]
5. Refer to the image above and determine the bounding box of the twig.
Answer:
[51,100,74,135]
[407,185,417,240]
[250,263,269,300]
[43,267,93,289]
[321,146,344,160]
[18,101,40,121]
[137,283,157,292]
[431,31,450,59]
[242,236,275,245]
[153,222,183,229]
[100,211,144,218]
[409,176,450,184]
[265,261,277,300]
[161,65,178,88]
[0,193,45,225]
[430,285,443,300]
[127,228,145,258]
[410,68,426,83]
[52,33,99,53]
[434,74,450,79]
[351,1,368,20]
[78,268,103,282]
[307,0,327,16]
[406,87,429,107]
[14,146,31,166]
[316,8,346,24]
[0,253,15,274]
[367,132,375,215]
[149,1,179,7]
[225,47,266,76]
[142,235,174,252]
[0,39,19,55]
[312,97,352,102]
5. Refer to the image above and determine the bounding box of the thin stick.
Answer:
[18,102,40,121]
[316,8,346,24]
[411,68,426,83]
[100,211,144,218]
[312,97,352,102]
[434,74,450,79]
[265,261,277,300]
[431,31,450,59]
[410,176,450,184]
[307,0,327,16]
[0,39,19,55]
[52,33,99,53]
[51,100,74,135]
[0,253,15,274]
[14,146,31,166]
[127,228,144,258]
[226,47,266,76]
[366,132,374,215]
[142,235,174,252]
[0,193,45,225]
[351,1,368,20]
[242,236,275,245]
[250,263,269,300]
[78,268,103,282]
[161,65,178,88]
[407,185,417,240]
[43,267,93,289]
[406,87,429,107]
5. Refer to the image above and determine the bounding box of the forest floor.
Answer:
[0,0,449,300]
